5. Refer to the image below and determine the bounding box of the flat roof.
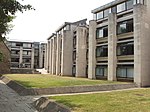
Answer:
[92,0,127,13]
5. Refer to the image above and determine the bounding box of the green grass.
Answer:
[50,89,150,112]
[4,74,124,88]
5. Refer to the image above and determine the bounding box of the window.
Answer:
[96,46,108,57]
[117,42,134,56]
[117,65,134,78]
[73,37,76,48]
[96,26,108,38]
[93,14,97,20]
[96,65,107,76]
[72,65,76,76]
[11,50,19,55]
[23,51,31,56]
[127,0,134,10]
[134,0,144,5]
[97,11,103,20]
[117,2,126,13]
[11,43,16,47]
[11,58,19,62]
[112,6,117,13]
[104,8,111,18]
[73,51,76,61]
[23,43,31,48]
[117,19,133,34]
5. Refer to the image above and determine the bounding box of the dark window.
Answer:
[72,65,76,76]
[117,42,134,56]
[96,65,107,76]
[117,19,133,34]
[96,26,108,38]
[117,65,134,78]
[96,46,108,57]
[73,51,76,61]
[73,37,76,49]
[134,0,144,4]
[97,11,103,20]
[11,58,19,62]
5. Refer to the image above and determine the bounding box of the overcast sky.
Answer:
[7,0,113,42]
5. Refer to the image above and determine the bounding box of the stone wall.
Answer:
[0,41,10,74]
[1,76,138,96]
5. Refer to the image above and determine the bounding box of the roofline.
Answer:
[55,22,71,32]
[91,0,127,13]
[47,33,56,40]
[55,18,87,32]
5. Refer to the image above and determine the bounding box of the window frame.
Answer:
[117,19,133,35]
[96,26,108,38]
[96,46,108,57]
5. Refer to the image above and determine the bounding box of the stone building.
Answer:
[89,0,150,87]
[0,40,11,74]
[7,40,46,69]
[46,19,89,77]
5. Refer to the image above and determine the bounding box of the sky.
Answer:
[7,0,113,42]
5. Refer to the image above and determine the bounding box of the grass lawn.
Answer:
[50,88,150,112]
[4,74,124,88]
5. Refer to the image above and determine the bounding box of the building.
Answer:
[7,40,46,69]
[0,40,11,74]
[46,19,89,77]
[89,0,150,87]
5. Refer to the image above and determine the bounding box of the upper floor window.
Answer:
[104,8,111,18]
[117,19,133,34]
[23,43,31,48]
[127,0,134,10]
[134,0,144,5]
[97,11,103,20]
[93,14,97,20]
[117,0,134,13]
[117,42,134,56]
[117,2,126,13]
[96,46,108,57]
[96,26,108,38]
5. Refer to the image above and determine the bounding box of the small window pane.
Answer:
[117,68,127,77]
[127,68,134,78]
[97,11,103,20]
[96,26,108,38]
[127,0,134,10]
[93,14,97,20]
[117,2,126,13]
[104,8,111,18]
[112,6,117,13]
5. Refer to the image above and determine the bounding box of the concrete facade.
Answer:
[45,0,150,87]
[46,19,88,77]
[7,40,46,69]
[89,0,150,87]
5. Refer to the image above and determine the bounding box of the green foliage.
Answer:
[51,89,150,112]
[0,51,3,62]
[4,74,124,88]
[0,0,34,39]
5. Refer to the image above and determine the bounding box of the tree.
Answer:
[0,0,34,39]
[0,0,34,61]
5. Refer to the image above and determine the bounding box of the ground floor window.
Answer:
[72,65,76,77]
[117,65,134,78]
[95,65,108,77]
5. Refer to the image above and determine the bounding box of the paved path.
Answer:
[0,80,37,112]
